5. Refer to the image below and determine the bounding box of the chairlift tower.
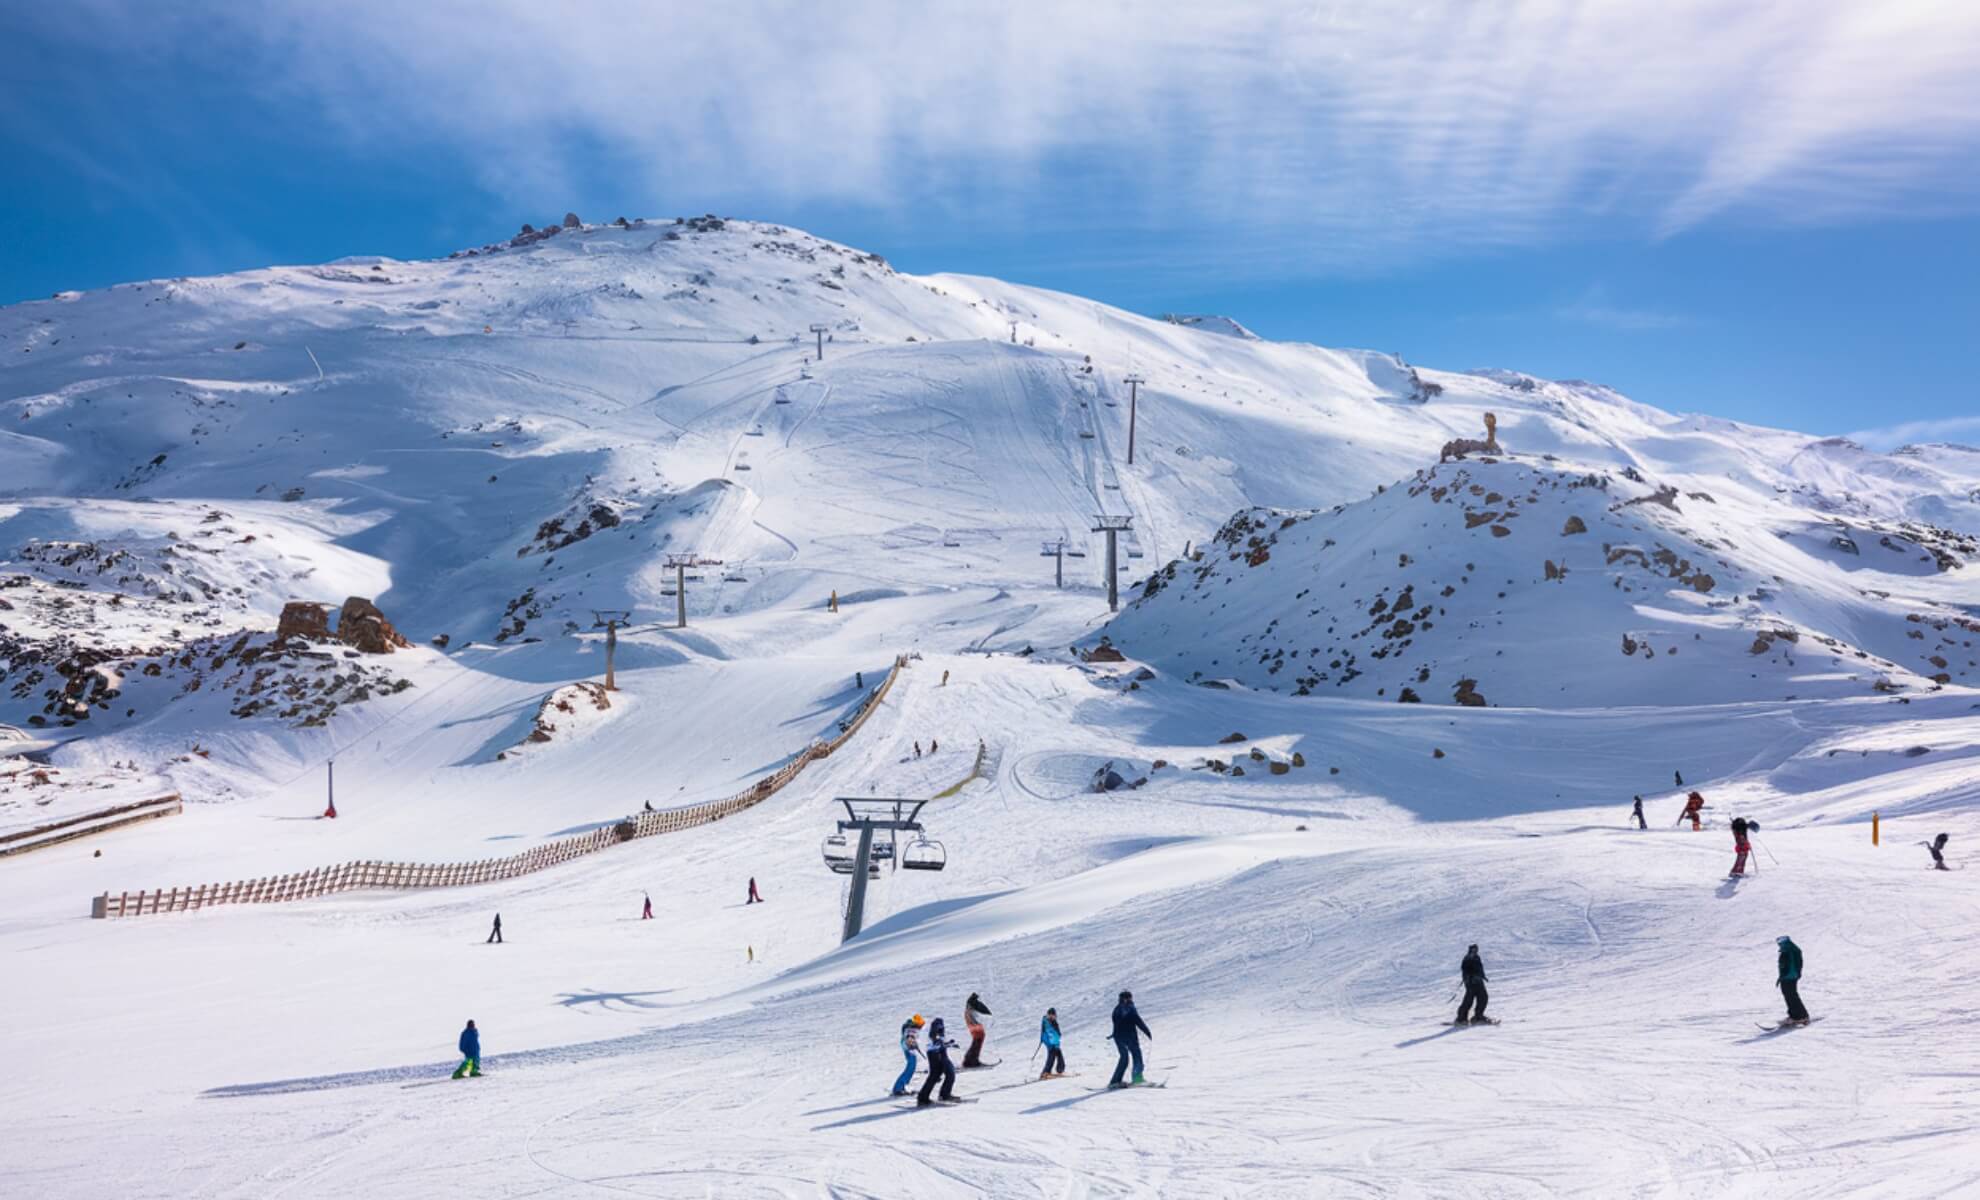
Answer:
[662,553,720,628]
[590,609,631,690]
[809,323,829,361]
[1091,514,1134,612]
[820,798,945,943]
[1041,539,1066,588]
[1124,374,1145,465]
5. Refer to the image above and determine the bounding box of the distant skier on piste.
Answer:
[916,1017,959,1105]
[1038,1007,1065,1079]
[1675,770,1684,787]
[1926,833,1951,870]
[893,1014,925,1096]
[747,877,762,904]
[1677,792,1706,831]
[1456,944,1490,1024]
[452,1019,482,1079]
[641,892,653,920]
[1729,817,1759,877]
[486,913,503,944]
[1775,936,1810,1026]
[1631,796,1646,830]
[1108,990,1152,1087]
[962,992,992,1067]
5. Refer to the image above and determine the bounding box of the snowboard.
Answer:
[1755,1016,1824,1032]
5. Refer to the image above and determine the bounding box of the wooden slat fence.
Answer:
[91,656,905,919]
[2,794,183,858]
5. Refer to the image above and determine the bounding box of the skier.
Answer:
[942,670,950,687]
[914,742,922,759]
[1457,944,1490,1024]
[892,1014,925,1096]
[643,800,654,813]
[452,1019,483,1079]
[1631,796,1646,830]
[1675,770,1684,787]
[856,671,865,690]
[1109,990,1152,1087]
[747,877,762,904]
[1677,791,1706,831]
[641,892,653,920]
[1038,1007,1066,1079]
[962,992,992,1067]
[486,913,503,944]
[1926,832,1951,870]
[930,738,940,754]
[1729,817,1759,876]
[916,1017,959,1105]
[1776,935,1810,1025]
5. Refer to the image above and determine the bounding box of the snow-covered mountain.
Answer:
[5,218,1980,1198]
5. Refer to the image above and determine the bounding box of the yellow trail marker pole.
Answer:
[1873,811,1880,846]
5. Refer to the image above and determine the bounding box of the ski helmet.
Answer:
[1119,990,1132,1001]
[1776,935,1791,945]
[910,1014,925,1027]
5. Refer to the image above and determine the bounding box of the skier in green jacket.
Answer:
[1775,936,1810,1025]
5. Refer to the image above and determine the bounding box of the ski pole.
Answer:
[1754,835,1780,866]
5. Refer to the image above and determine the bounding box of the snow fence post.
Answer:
[91,893,107,919]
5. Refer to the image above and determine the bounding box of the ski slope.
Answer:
[2,218,1978,1197]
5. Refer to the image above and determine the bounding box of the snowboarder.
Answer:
[1729,817,1759,876]
[941,670,950,687]
[1677,791,1706,831]
[486,913,503,944]
[1926,832,1951,870]
[1457,944,1490,1024]
[1109,990,1151,1087]
[1776,935,1810,1025]
[1038,1008,1065,1078]
[893,1014,925,1096]
[1675,770,1684,787]
[914,742,922,759]
[916,1017,959,1105]
[1631,796,1646,830]
[747,877,762,904]
[641,892,653,920]
[452,1019,482,1079]
[856,671,865,690]
[962,992,992,1067]
[930,738,939,754]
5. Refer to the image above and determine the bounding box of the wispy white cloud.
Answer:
[1847,415,1980,451]
[24,0,1980,271]
[1556,286,1688,332]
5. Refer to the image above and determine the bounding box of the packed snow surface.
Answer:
[2,217,1977,1197]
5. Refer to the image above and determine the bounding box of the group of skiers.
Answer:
[1453,937,1813,1028]
[1635,788,1955,875]
[890,990,1153,1105]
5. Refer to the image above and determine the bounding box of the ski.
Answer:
[1755,1017,1822,1032]
[958,1059,1002,1071]
[1091,1079,1168,1091]
[1449,1018,1500,1027]
[901,1097,978,1109]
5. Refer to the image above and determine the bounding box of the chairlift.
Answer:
[1078,430,1095,439]
[746,425,765,436]
[821,833,854,874]
[735,463,753,470]
[724,572,748,583]
[902,835,947,872]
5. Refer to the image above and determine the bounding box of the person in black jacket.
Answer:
[916,1017,959,1106]
[1457,945,1489,1024]
[1631,796,1646,830]
[1927,833,1951,871]
[962,992,992,1067]
[1730,817,1758,877]
[486,913,503,944]
[1108,990,1152,1087]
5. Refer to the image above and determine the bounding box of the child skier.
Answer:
[1677,792,1706,830]
[1927,833,1951,870]
[1108,990,1152,1087]
[1038,1008,1065,1078]
[1729,817,1759,876]
[916,1018,959,1105]
[1776,935,1810,1025]
[961,992,992,1067]
[1631,796,1646,830]
[892,1014,925,1096]
[1457,944,1490,1024]
[452,1019,482,1079]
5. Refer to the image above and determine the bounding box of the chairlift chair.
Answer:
[821,833,855,874]
[902,835,947,872]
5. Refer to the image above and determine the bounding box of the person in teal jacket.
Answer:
[892,1014,924,1096]
[1776,936,1810,1024]
[1038,1008,1065,1079]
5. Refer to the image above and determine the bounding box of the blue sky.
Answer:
[5,2,1978,446]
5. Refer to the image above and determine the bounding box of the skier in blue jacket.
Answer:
[452,1019,482,1079]
[1038,1008,1065,1079]
[892,1014,925,1096]
[1108,991,1151,1088]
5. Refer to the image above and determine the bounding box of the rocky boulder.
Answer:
[276,601,332,642]
[336,597,411,654]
